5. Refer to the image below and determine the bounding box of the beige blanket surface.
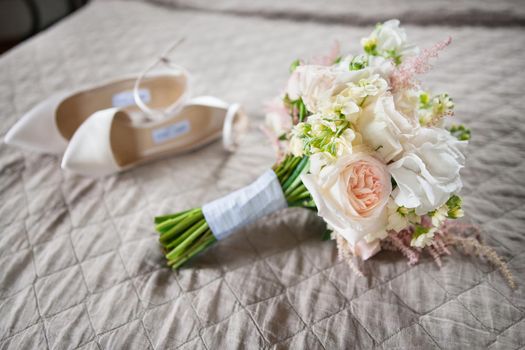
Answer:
[0,1,524,349]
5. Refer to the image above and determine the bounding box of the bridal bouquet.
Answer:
[154,20,514,287]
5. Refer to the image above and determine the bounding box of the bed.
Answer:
[0,0,524,348]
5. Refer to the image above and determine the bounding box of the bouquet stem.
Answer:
[154,155,312,269]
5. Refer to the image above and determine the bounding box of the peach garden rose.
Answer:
[301,152,392,249]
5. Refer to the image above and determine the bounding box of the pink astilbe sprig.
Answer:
[441,220,481,240]
[444,234,516,289]
[261,99,293,161]
[427,245,443,267]
[335,234,365,277]
[431,234,451,256]
[390,36,452,91]
[439,221,516,289]
[386,230,420,265]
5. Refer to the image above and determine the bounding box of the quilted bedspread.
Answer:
[1,1,524,349]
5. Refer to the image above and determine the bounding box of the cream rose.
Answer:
[301,152,392,245]
[357,94,417,162]
[388,127,466,215]
[286,65,342,114]
[286,65,389,115]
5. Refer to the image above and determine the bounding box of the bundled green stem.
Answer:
[154,155,313,269]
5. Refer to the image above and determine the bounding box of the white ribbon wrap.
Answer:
[202,170,287,240]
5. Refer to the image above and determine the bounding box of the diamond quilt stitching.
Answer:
[0,1,524,348]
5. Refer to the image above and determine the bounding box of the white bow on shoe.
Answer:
[61,96,248,177]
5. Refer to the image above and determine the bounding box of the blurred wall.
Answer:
[0,0,87,53]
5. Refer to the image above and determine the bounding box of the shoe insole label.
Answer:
[112,89,150,108]
[152,120,191,144]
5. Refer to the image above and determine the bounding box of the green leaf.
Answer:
[419,92,430,108]
[412,224,429,239]
[448,124,471,141]
[391,176,397,189]
[290,59,301,73]
[298,98,307,122]
[349,55,368,71]
[363,41,377,56]
[446,194,462,209]
[321,229,332,241]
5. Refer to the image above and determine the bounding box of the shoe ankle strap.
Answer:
[133,38,190,121]
[223,103,249,152]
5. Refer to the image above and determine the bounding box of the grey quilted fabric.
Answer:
[0,1,524,349]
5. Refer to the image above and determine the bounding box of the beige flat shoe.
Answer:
[4,69,190,154]
[61,96,248,177]
[4,39,191,154]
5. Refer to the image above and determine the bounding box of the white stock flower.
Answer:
[347,74,388,100]
[386,199,410,232]
[316,74,388,124]
[385,199,422,233]
[332,128,357,157]
[357,95,417,162]
[333,94,360,121]
[361,19,419,63]
[389,127,467,215]
[286,64,390,117]
[290,113,357,161]
[289,135,304,157]
[336,54,394,80]
[411,228,437,248]
[309,115,336,134]
[430,205,448,227]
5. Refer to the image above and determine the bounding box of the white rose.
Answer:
[357,95,417,162]
[301,152,391,245]
[393,88,421,121]
[388,127,466,215]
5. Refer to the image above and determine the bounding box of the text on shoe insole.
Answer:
[152,120,191,144]
[112,89,150,107]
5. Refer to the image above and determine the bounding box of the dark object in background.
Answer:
[0,0,87,54]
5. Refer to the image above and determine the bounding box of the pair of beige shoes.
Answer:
[4,47,247,177]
